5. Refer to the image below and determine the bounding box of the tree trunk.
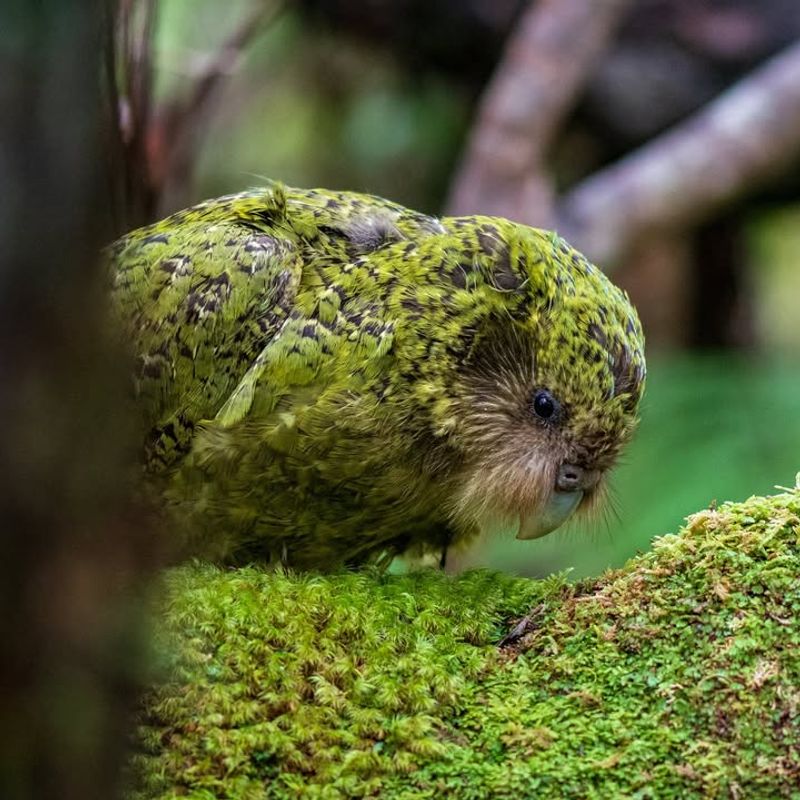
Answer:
[0,4,154,798]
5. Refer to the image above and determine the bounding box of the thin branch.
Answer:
[445,0,633,225]
[104,1,127,232]
[556,39,800,266]
[111,0,159,227]
[120,0,156,144]
[135,0,158,143]
[156,1,283,185]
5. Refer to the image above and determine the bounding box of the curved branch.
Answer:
[157,1,284,174]
[446,0,633,225]
[557,39,800,266]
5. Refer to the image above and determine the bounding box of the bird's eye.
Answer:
[532,389,559,422]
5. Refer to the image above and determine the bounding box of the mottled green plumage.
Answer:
[110,183,645,568]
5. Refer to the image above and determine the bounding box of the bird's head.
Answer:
[436,220,645,542]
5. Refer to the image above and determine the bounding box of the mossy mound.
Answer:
[132,491,800,799]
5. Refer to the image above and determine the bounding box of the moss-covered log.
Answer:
[132,489,800,799]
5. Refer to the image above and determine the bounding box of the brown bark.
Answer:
[446,0,634,226]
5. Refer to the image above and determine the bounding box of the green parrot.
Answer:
[110,183,645,569]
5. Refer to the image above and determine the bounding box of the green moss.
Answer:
[133,490,800,799]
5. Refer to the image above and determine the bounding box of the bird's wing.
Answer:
[110,191,302,469]
[163,304,397,564]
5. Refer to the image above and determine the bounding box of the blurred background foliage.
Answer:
[134,0,800,578]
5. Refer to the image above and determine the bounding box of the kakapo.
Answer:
[110,183,645,569]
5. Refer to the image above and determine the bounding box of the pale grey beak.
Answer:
[516,489,584,540]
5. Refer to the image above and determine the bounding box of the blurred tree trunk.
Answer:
[0,3,153,799]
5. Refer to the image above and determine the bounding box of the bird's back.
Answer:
[109,183,443,471]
